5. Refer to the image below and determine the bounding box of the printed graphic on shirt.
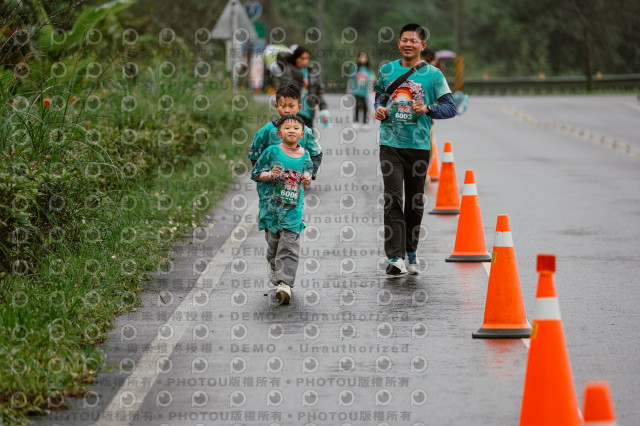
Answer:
[356,70,369,86]
[273,169,302,209]
[388,80,424,126]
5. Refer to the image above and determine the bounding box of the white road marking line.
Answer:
[479,259,529,349]
[95,199,259,426]
[499,105,640,160]
[624,102,640,112]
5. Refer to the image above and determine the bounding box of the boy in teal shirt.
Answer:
[248,85,322,179]
[251,114,313,304]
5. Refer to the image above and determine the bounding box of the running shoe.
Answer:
[407,252,419,275]
[386,257,408,276]
[275,283,291,304]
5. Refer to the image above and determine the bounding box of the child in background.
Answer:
[348,51,376,131]
[248,84,322,179]
[251,114,313,304]
[420,47,442,71]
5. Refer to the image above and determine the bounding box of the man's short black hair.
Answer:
[400,23,427,41]
[276,114,306,129]
[276,85,301,102]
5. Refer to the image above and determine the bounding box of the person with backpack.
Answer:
[274,45,330,129]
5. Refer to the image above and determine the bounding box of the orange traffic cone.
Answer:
[583,381,616,425]
[519,254,582,426]
[427,131,440,182]
[472,215,531,338]
[429,141,460,214]
[445,170,491,262]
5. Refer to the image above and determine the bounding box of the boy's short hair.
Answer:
[276,85,301,102]
[421,47,436,61]
[276,114,306,129]
[400,23,427,41]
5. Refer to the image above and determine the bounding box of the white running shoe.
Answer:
[386,257,408,276]
[362,123,370,131]
[353,122,360,131]
[406,252,419,275]
[268,264,277,285]
[276,283,291,304]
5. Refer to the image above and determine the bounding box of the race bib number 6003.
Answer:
[389,101,418,125]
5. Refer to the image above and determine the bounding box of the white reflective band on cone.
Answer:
[441,152,454,162]
[584,422,617,426]
[532,297,562,320]
[493,231,514,247]
[462,183,478,196]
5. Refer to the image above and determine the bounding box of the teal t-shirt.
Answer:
[351,65,376,98]
[251,144,313,234]
[374,60,451,150]
[248,121,321,162]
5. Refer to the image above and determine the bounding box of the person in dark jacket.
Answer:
[275,46,330,129]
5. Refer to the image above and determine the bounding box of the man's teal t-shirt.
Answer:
[374,60,451,150]
[251,144,313,234]
[248,121,321,162]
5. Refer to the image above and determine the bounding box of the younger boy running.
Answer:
[251,114,313,304]
[248,84,322,179]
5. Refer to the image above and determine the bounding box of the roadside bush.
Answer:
[0,1,270,423]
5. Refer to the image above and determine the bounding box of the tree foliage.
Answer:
[67,0,640,84]
[239,0,640,83]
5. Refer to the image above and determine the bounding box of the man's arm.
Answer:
[373,63,388,111]
[427,93,457,119]
[374,92,388,111]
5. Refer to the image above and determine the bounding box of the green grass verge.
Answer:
[0,76,270,423]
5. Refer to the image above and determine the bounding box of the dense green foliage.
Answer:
[125,0,640,85]
[0,1,268,423]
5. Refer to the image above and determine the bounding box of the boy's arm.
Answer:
[248,125,268,162]
[300,128,322,179]
[310,152,323,180]
[302,153,314,187]
[312,74,328,111]
[251,149,270,182]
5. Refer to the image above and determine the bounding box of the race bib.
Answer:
[389,101,418,125]
[273,176,301,209]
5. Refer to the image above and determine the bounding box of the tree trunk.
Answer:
[584,24,593,92]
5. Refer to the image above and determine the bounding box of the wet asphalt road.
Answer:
[33,94,640,425]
